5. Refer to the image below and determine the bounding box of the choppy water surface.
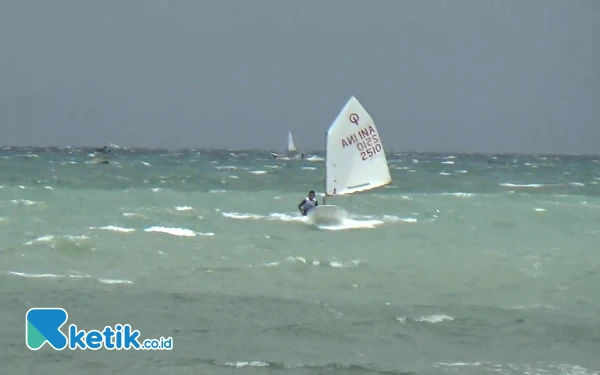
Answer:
[1,146,599,374]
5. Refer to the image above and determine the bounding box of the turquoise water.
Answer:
[1,146,599,374]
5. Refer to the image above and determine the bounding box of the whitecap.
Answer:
[224,361,269,368]
[8,271,62,278]
[500,183,548,188]
[122,212,147,218]
[436,362,482,367]
[381,215,418,223]
[317,218,384,231]
[11,199,41,205]
[414,314,454,323]
[175,206,193,211]
[144,226,197,237]
[214,166,237,170]
[98,278,133,285]
[91,226,136,233]
[222,212,264,220]
[24,234,89,246]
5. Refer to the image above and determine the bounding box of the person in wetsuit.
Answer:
[298,190,318,216]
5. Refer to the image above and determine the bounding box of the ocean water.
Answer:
[1,146,599,375]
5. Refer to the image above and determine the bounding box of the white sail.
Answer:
[288,131,297,152]
[325,96,392,196]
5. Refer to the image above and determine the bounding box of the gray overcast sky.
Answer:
[1,0,598,153]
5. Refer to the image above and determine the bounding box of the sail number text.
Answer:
[340,125,383,161]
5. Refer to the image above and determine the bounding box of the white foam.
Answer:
[415,314,454,323]
[98,278,133,285]
[92,226,136,233]
[436,362,482,367]
[122,212,147,218]
[8,271,62,278]
[25,235,89,245]
[302,166,316,170]
[439,172,451,176]
[11,199,40,205]
[224,361,269,368]
[305,155,324,161]
[7,271,127,286]
[267,213,305,222]
[500,183,549,188]
[144,227,195,236]
[329,259,363,268]
[381,215,418,223]
[317,218,384,231]
[223,211,413,228]
[264,257,363,269]
[534,208,546,212]
[175,206,193,211]
[68,273,92,279]
[141,161,150,166]
[214,165,237,170]
[144,226,214,237]
[441,161,455,164]
[222,212,264,220]
[249,170,267,175]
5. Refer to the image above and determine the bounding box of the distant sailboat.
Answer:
[287,131,297,153]
[271,131,304,160]
[89,145,112,164]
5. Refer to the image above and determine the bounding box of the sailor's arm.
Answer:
[298,199,307,210]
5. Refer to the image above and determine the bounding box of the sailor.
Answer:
[298,190,318,216]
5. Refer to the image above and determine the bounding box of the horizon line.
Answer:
[0,144,598,157]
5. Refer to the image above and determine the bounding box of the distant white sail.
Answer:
[288,131,297,152]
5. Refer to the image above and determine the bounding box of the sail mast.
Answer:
[323,129,328,205]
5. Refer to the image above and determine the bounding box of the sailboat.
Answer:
[271,131,303,159]
[306,96,392,225]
